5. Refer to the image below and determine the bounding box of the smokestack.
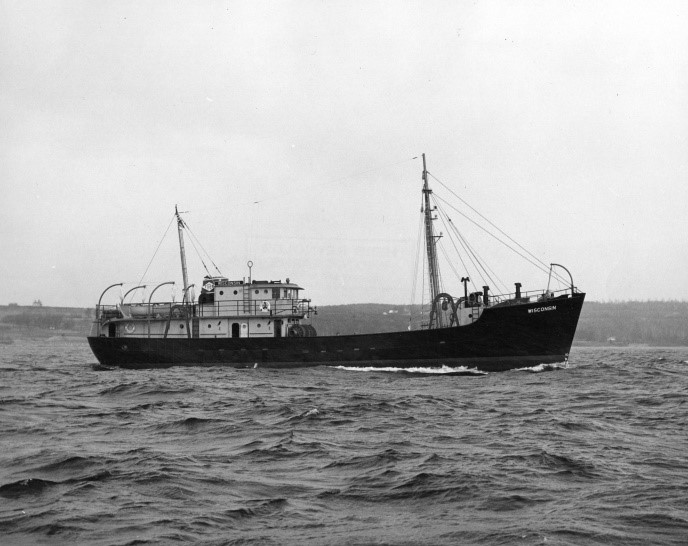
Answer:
[483,286,489,306]
[515,282,522,299]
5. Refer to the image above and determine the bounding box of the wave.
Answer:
[30,455,104,475]
[223,498,288,520]
[98,382,196,397]
[148,416,228,433]
[3,343,688,544]
[324,448,403,470]
[330,364,487,376]
[0,478,59,499]
[515,362,567,373]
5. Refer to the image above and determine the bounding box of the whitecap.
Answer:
[329,364,486,375]
[515,362,566,373]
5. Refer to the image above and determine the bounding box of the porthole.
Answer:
[255,289,259,294]
[233,290,238,295]
[179,324,184,329]
[219,290,224,295]
[207,324,212,329]
[257,323,261,328]
[264,289,268,294]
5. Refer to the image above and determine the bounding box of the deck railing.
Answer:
[96,298,313,321]
[486,286,579,307]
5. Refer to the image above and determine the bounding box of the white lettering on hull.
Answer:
[528,305,557,314]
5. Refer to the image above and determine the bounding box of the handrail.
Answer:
[480,286,572,306]
[549,263,575,296]
[97,296,314,320]
[196,298,312,318]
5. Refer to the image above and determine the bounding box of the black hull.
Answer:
[87,294,585,372]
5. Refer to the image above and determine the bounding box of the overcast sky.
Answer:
[1,1,687,308]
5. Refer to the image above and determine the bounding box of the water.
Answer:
[1,339,687,545]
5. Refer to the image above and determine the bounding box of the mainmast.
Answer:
[422,154,442,326]
[175,205,190,303]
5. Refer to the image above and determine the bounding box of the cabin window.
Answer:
[272,288,280,299]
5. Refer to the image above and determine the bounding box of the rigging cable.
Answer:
[429,173,569,285]
[432,193,554,279]
[435,199,509,294]
[409,209,425,330]
[183,229,212,278]
[435,206,483,294]
[431,205,477,292]
[138,214,176,286]
[184,221,224,277]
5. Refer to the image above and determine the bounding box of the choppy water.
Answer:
[1,339,687,545]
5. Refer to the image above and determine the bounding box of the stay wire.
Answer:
[459,228,508,294]
[184,222,223,276]
[432,206,475,291]
[432,193,553,278]
[429,173,569,285]
[138,214,176,286]
[434,203,483,293]
[428,172,548,267]
[409,211,424,329]
[183,229,212,278]
[436,200,509,294]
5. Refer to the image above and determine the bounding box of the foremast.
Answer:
[422,154,442,328]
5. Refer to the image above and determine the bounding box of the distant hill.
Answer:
[307,304,418,336]
[574,301,688,346]
[3,301,688,346]
[0,304,93,338]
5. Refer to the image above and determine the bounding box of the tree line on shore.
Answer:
[2,301,688,345]
[574,301,688,345]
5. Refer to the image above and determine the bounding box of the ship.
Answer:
[87,155,585,372]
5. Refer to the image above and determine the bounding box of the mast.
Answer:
[422,154,442,326]
[175,205,190,303]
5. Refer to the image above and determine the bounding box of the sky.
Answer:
[1,0,687,308]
